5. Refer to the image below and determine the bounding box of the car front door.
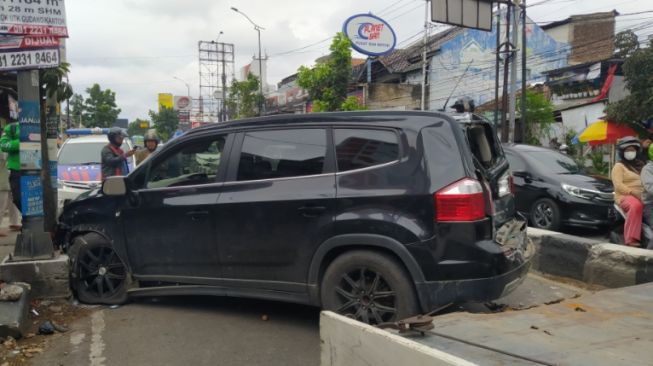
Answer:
[121,133,232,281]
[215,127,335,287]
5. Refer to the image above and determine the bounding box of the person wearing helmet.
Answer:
[612,136,645,247]
[135,129,159,165]
[101,127,136,179]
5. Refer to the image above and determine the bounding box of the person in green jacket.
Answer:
[0,122,21,213]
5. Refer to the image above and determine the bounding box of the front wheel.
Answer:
[69,233,129,305]
[320,250,418,325]
[530,198,562,231]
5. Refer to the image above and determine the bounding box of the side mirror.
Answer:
[102,176,128,196]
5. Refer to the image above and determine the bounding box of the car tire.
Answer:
[530,198,562,231]
[320,250,419,325]
[69,233,129,305]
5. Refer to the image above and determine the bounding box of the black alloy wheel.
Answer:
[334,267,397,324]
[531,198,561,231]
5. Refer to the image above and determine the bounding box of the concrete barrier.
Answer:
[0,255,71,299]
[528,228,653,288]
[320,311,477,366]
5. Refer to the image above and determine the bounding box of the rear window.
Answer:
[335,129,399,172]
[466,124,500,169]
[237,129,327,181]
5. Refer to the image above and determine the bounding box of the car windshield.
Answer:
[524,150,582,174]
[59,141,130,165]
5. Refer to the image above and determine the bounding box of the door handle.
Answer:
[298,206,326,217]
[186,210,209,220]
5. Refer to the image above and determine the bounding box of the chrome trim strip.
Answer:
[335,159,400,176]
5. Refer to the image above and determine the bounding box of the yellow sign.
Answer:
[158,93,173,111]
[139,121,150,129]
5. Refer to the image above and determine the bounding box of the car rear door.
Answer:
[215,127,336,287]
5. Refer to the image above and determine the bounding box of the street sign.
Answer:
[0,48,59,71]
[139,121,149,129]
[0,0,68,37]
[431,0,493,31]
[343,14,396,56]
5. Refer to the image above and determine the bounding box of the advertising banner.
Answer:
[0,34,60,50]
[174,95,191,111]
[0,0,68,37]
[0,48,59,71]
[158,93,173,111]
[19,100,40,142]
[343,14,396,56]
[20,173,42,217]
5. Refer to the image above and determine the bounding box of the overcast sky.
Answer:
[65,0,650,121]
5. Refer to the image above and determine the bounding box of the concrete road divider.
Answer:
[0,255,71,299]
[320,311,476,366]
[528,228,653,288]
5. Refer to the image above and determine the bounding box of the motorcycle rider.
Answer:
[101,127,136,179]
[135,129,160,165]
[611,136,645,247]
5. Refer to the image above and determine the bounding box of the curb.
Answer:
[0,282,31,339]
[528,228,653,288]
[0,255,71,299]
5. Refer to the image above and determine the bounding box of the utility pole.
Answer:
[500,4,512,143]
[494,7,501,128]
[421,0,429,111]
[521,0,528,143]
[509,1,519,143]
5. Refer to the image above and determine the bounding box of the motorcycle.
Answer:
[608,204,653,249]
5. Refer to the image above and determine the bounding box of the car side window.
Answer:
[505,152,526,172]
[334,129,399,172]
[146,135,226,189]
[237,129,326,181]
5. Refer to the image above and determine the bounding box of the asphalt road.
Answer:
[28,273,587,366]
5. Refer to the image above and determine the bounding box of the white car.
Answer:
[57,132,136,210]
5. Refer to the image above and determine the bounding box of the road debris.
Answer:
[38,321,55,335]
[0,284,23,302]
[530,325,539,330]
[574,306,587,312]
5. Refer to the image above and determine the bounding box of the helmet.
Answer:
[107,127,126,145]
[617,136,640,151]
[143,129,160,143]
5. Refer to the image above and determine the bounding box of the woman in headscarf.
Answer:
[612,136,646,247]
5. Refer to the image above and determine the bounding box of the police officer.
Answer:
[135,129,160,165]
[101,127,136,179]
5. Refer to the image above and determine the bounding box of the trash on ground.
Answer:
[38,321,55,335]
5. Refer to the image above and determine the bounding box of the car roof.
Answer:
[63,135,132,144]
[183,111,479,136]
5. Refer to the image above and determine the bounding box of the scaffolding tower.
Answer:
[198,41,235,122]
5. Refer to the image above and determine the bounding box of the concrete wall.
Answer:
[544,23,570,44]
[320,311,476,366]
[367,83,421,111]
[559,101,607,134]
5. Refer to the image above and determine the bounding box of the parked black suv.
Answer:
[56,111,532,324]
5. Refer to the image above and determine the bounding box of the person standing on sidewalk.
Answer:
[0,147,20,236]
[0,122,21,220]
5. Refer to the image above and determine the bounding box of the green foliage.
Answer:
[127,118,150,137]
[340,96,367,111]
[226,73,263,118]
[606,39,653,126]
[614,30,639,59]
[564,129,579,157]
[297,32,363,112]
[148,107,179,142]
[518,91,555,145]
[74,84,122,128]
[41,62,73,103]
[589,149,609,177]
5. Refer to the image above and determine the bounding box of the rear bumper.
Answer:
[415,241,533,311]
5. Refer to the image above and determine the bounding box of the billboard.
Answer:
[431,0,493,31]
[158,93,173,111]
[0,0,68,37]
[343,14,396,56]
[173,95,191,111]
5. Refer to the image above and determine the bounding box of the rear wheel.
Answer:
[69,233,128,305]
[320,250,418,324]
[530,198,561,231]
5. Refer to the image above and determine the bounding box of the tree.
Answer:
[68,93,85,127]
[517,91,555,145]
[226,73,263,119]
[82,83,121,128]
[297,32,365,112]
[614,30,639,59]
[127,118,150,137]
[149,107,178,141]
[606,39,653,126]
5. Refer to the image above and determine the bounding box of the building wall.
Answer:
[559,102,606,134]
[569,15,615,65]
[544,24,570,44]
[367,83,421,111]
[428,13,569,112]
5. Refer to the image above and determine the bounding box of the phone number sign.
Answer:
[0,0,68,37]
[0,47,58,70]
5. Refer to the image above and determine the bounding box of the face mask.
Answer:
[624,151,637,161]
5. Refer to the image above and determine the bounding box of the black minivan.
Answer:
[56,111,532,324]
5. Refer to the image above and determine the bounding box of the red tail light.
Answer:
[435,178,486,222]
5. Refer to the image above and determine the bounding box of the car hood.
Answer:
[558,173,613,192]
[58,164,102,182]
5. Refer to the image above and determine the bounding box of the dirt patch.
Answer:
[0,298,94,365]
[532,271,606,292]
